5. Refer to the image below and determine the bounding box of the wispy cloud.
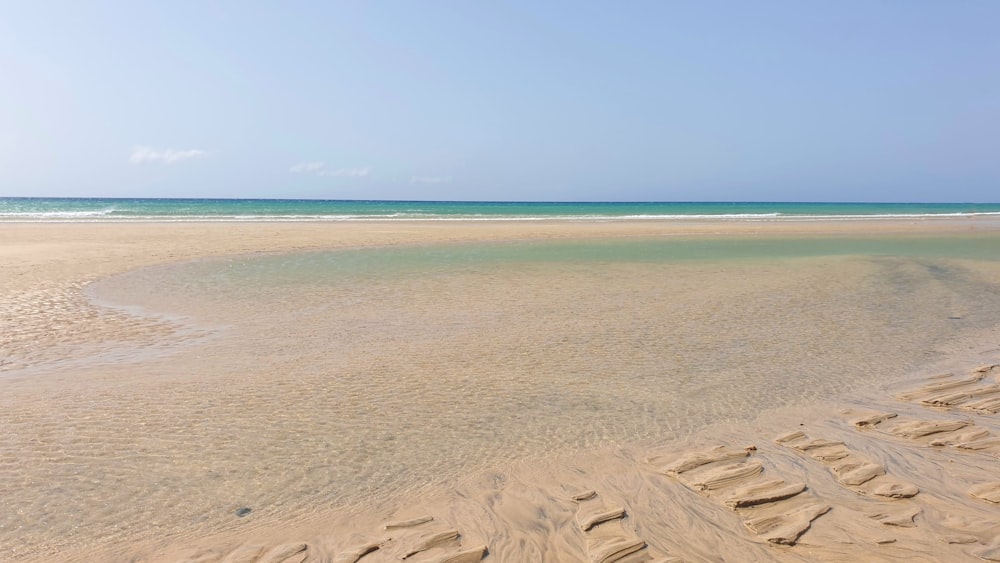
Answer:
[130,146,207,164]
[289,161,326,174]
[290,161,370,178]
[321,167,370,177]
[410,175,452,184]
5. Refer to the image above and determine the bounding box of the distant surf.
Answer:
[2,198,1000,222]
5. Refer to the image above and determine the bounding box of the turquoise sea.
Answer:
[3,197,1000,221]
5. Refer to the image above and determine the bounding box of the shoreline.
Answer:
[4,197,1000,225]
[3,219,1000,561]
[4,216,999,286]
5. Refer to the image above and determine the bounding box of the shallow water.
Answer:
[4,234,1000,558]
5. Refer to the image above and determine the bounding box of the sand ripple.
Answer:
[4,231,1000,560]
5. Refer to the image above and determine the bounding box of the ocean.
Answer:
[2,197,1000,221]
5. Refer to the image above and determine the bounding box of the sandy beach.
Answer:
[4,219,1000,562]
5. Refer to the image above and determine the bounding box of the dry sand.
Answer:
[3,219,1000,562]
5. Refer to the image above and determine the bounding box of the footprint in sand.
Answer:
[571,490,680,563]
[334,515,486,563]
[896,365,1000,415]
[649,445,829,546]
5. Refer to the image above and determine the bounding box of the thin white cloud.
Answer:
[410,175,452,184]
[289,161,326,174]
[130,146,207,164]
[320,167,370,177]
[290,161,370,178]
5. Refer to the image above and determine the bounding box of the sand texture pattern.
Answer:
[3,219,1000,562]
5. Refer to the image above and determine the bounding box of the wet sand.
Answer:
[3,219,1000,562]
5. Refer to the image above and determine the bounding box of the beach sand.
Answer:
[3,219,1000,562]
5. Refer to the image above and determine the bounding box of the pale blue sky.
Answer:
[2,1,998,201]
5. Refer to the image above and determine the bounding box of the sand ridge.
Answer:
[150,358,1000,562]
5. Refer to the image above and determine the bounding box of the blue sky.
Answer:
[2,2,998,201]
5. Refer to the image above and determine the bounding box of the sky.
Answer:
[1,2,998,202]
